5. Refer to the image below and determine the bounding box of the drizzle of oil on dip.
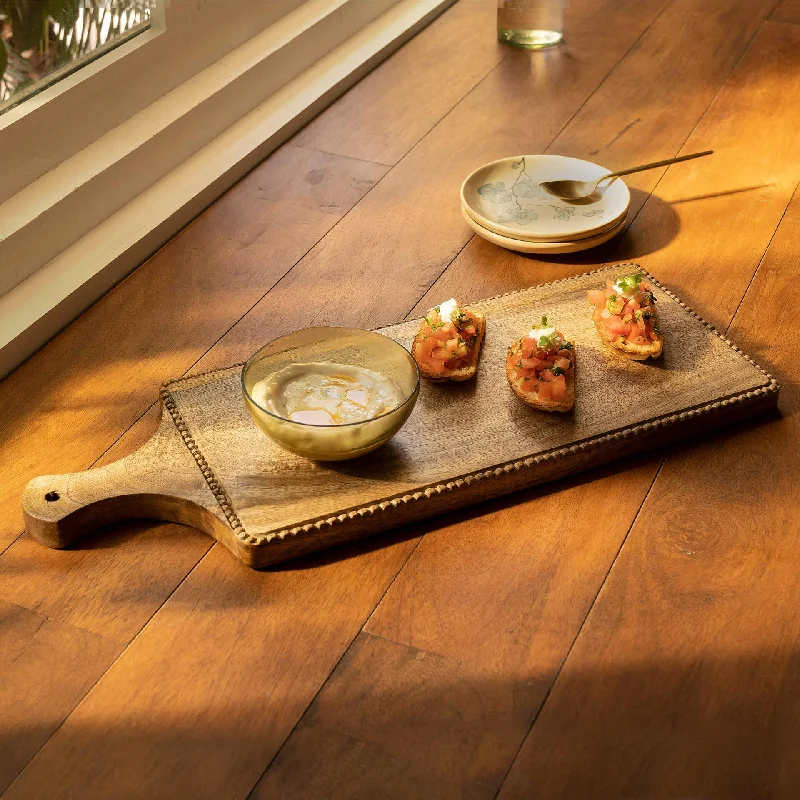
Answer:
[250,362,404,425]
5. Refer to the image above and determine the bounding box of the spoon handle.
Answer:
[605,150,714,180]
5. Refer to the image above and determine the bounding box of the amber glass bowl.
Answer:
[241,327,420,461]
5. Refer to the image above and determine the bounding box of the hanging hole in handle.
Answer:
[45,491,60,502]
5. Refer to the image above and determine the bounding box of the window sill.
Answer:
[0,0,456,379]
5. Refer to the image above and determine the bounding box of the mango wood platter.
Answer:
[23,265,779,569]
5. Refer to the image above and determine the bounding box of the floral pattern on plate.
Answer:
[477,157,608,226]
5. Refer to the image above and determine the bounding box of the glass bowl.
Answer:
[241,327,420,461]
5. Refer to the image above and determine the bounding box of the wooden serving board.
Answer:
[23,266,779,568]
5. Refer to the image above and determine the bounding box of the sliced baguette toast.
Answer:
[412,309,486,382]
[505,342,575,413]
[591,310,663,360]
[587,271,663,360]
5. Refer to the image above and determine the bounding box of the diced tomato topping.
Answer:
[432,328,449,342]
[553,357,569,372]
[605,316,630,336]
[416,301,483,374]
[508,329,574,404]
[587,289,606,308]
[588,273,660,347]
[419,337,436,357]
[550,375,567,401]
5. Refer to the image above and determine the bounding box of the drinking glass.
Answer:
[497,0,564,50]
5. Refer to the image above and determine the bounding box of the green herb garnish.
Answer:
[616,273,643,295]
[606,294,624,314]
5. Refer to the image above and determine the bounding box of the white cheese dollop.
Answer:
[437,298,458,323]
[613,276,641,296]
[528,325,555,341]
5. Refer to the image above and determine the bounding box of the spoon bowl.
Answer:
[539,150,713,202]
[537,178,615,203]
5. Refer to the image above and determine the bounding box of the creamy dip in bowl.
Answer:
[242,328,419,461]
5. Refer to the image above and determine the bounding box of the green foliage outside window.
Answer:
[0,0,151,105]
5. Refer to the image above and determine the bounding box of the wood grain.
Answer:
[609,20,800,331]
[1,537,421,800]
[294,0,506,166]
[0,405,214,645]
[771,0,800,23]
[253,631,545,800]
[0,601,120,795]
[419,0,776,305]
[0,5,670,790]
[0,145,387,555]
[188,0,669,374]
[252,469,665,798]
[4,1,799,796]
[21,268,776,568]
[496,187,800,800]
[249,12,798,796]
[549,0,773,217]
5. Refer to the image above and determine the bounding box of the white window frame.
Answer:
[0,0,457,377]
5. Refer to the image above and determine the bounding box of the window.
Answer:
[0,0,457,378]
[1,0,154,113]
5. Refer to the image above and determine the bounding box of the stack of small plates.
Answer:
[460,155,630,255]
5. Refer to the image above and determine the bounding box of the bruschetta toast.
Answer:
[587,271,663,360]
[412,299,486,382]
[506,317,575,413]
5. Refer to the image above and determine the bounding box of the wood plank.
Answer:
[1,538,420,800]
[771,0,800,23]
[0,4,667,792]
[294,0,506,166]
[496,187,800,800]
[0,148,384,790]
[609,21,800,330]
[248,11,798,797]
[252,631,546,800]
[0,144,386,557]
[0,600,120,795]
[549,0,772,216]
[188,0,670,375]
[415,0,777,309]
[252,473,661,798]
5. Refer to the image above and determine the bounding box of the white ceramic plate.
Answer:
[461,205,628,254]
[461,155,630,242]
[461,197,626,243]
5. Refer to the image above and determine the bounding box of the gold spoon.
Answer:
[539,150,713,202]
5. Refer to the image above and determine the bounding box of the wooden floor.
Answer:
[3,0,800,796]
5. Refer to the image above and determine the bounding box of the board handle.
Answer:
[22,420,221,549]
